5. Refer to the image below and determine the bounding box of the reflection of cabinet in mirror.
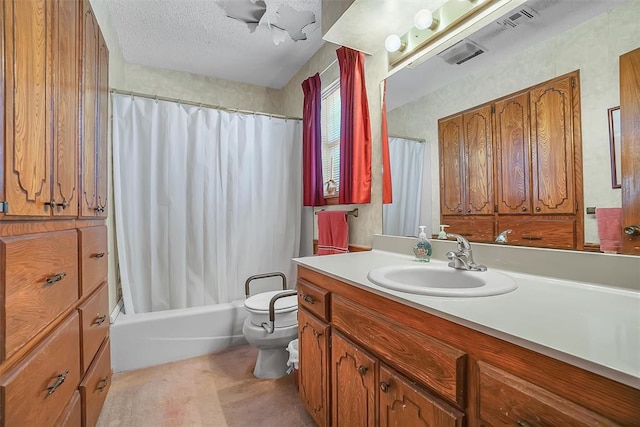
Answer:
[438,71,583,249]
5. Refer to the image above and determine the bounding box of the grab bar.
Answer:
[261,290,298,334]
[244,272,287,297]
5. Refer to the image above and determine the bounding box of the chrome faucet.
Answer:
[495,229,512,244]
[445,233,487,272]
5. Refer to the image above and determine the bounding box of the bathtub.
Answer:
[110,300,248,372]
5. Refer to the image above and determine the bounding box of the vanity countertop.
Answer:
[293,250,640,390]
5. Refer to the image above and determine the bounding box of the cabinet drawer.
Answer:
[0,230,79,359]
[79,225,108,296]
[442,217,495,243]
[497,218,575,249]
[477,362,616,426]
[0,313,81,427]
[79,284,109,373]
[55,390,82,427]
[80,337,112,427]
[380,364,464,427]
[297,280,330,322]
[332,295,466,406]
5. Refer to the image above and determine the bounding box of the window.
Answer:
[321,80,341,197]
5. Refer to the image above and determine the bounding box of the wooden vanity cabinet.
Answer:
[298,308,331,427]
[297,266,640,426]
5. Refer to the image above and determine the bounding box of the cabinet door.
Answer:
[2,0,52,217]
[439,114,464,215]
[379,365,464,427]
[80,0,100,217]
[463,104,493,215]
[495,93,531,215]
[530,76,576,214]
[298,309,330,427]
[51,0,79,217]
[620,47,640,255]
[331,333,377,427]
[96,31,109,216]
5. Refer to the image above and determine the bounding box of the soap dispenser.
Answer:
[438,224,449,239]
[413,226,432,262]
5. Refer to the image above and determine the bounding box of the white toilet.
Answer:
[242,289,298,379]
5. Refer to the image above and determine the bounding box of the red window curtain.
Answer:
[381,80,393,204]
[337,46,371,204]
[302,73,325,206]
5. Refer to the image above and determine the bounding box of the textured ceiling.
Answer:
[106,0,323,89]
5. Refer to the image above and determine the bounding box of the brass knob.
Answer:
[380,382,390,393]
[60,200,68,209]
[522,206,527,212]
[46,272,67,285]
[624,225,640,236]
[47,369,69,395]
[93,315,107,326]
[358,365,368,376]
[535,206,541,212]
[45,200,57,209]
[97,376,109,392]
[457,209,462,213]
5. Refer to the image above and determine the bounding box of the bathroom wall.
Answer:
[90,0,126,312]
[387,1,640,243]
[121,63,284,115]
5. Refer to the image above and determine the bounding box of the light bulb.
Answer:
[414,9,433,30]
[385,34,402,52]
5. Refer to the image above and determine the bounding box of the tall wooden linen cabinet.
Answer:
[0,0,111,425]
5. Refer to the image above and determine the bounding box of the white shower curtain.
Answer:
[383,137,425,237]
[113,94,303,314]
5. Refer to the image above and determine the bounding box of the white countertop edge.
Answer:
[294,252,640,390]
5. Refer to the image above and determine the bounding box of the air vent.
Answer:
[499,6,539,28]
[437,39,487,65]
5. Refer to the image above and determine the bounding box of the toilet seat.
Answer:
[244,290,298,328]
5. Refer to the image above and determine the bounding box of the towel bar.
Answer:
[315,208,358,217]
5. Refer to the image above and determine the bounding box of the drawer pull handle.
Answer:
[516,421,530,427]
[379,382,390,393]
[47,369,69,395]
[46,272,67,285]
[522,236,542,241]
[45,200,57,209]
[302,295,316,304]
[97,376,109,392]
[93,315,107,326]
[313,331,323,339]
[93,252,106,259]
[357,365,368,376]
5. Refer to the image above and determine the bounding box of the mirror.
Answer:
[382,0,636,252]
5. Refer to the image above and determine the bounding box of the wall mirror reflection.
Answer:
[383,0,636,254]
[608,106,621,189]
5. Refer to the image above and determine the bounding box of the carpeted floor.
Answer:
[97,345,315,427]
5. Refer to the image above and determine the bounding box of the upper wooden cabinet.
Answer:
[1,0,80,218]
[439,105,493,216]
[495,92,531,215]
[529,75,577,215]
[80,0,109,218]
[439,71,583,249]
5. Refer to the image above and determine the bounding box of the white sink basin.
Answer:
[367,264,517,297]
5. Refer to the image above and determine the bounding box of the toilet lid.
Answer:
[244,290,297,313]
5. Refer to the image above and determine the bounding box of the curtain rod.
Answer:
[389,134,426,143]
[319,59,338,77]
[109,89,302,121]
